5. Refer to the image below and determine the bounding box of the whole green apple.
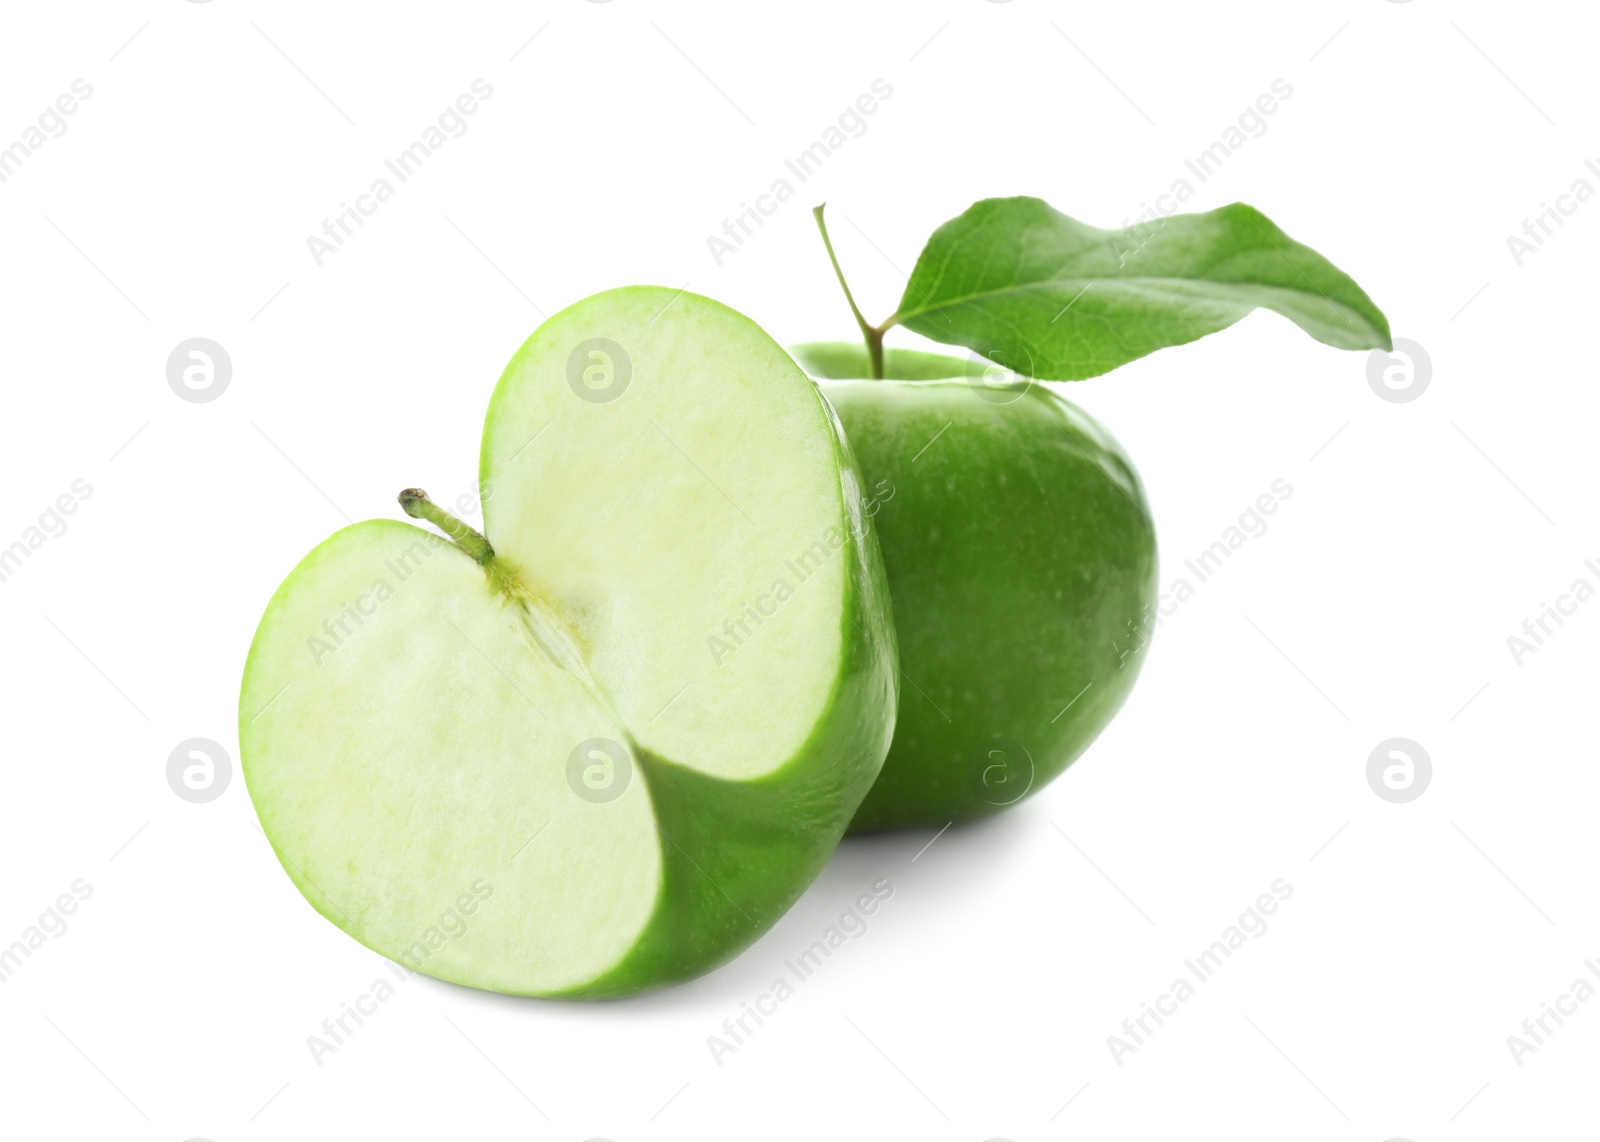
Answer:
[240,288,896,998]
[795,343,1157,831]
[799,197,1390,830]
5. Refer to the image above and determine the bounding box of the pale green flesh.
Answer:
[481,290,848,781]
[240,521,661,995]
[241,290,896,998]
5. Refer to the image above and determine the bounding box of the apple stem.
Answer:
[398,488,495,564]
[812,203,885,381]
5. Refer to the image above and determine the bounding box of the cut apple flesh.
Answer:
[240,289,896,998]
[481,290,858,780]
[241,522,661,994]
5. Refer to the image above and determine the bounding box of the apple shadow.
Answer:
[423,802,1040,1021]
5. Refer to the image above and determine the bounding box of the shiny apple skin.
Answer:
[804,346,1158,832]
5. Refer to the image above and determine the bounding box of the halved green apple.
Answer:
[240,289,896,998]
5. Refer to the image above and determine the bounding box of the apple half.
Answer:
[240,289,896,998]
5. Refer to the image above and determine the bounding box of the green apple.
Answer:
[796,197,1390,830]
[794,342,1157,831]
[239,288,896,998]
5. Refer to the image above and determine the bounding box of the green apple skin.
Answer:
[555,418,899,998]
[795,343,1159,833]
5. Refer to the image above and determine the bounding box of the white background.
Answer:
[0,1,1595,1139]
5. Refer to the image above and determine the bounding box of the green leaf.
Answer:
[889,197,1392,380]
